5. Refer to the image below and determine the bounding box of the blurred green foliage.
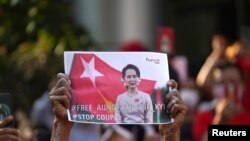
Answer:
[0,0,92,114]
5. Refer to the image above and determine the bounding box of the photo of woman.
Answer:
[115,64,153,123]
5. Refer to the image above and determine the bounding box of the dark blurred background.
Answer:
[0,0,250,117]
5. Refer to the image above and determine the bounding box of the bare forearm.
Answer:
[51,119,73,141]
[162,129,180,141]
[196,55,218,87]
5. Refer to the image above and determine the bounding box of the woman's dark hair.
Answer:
[122,64,140,78]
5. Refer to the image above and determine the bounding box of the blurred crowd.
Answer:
[1,31,250,141]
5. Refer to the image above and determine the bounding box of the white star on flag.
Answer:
[80,57,103,87]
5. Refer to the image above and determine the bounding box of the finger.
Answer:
[50,95,71,109]
[0,133,20,141]
[57,73,71,85]
[167,79,178,90]
[0,116,13,128]
[50,73,71,93]
[166,89,182,103]
[0,128,19,136]
[50,86,71,102]
[167,96,181,112]
[57,73,69,80]
[170,103,188,119]
[51,77,71,93]
[170,104,178,118]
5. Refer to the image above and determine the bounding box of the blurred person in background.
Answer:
[30,91,54,140]
[192,62,250,141]
[220,27,250,113]
[233,29,250,112]
[30,78,56,141]
[196,33,229,102]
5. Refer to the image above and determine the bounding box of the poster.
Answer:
[64,51,173,124]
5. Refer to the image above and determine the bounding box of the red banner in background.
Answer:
[156,27,175,54]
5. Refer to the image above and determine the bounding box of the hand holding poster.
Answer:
[64,51,173,124]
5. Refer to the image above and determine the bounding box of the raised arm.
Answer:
[159,79,188,141]
[49,73,73,141]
